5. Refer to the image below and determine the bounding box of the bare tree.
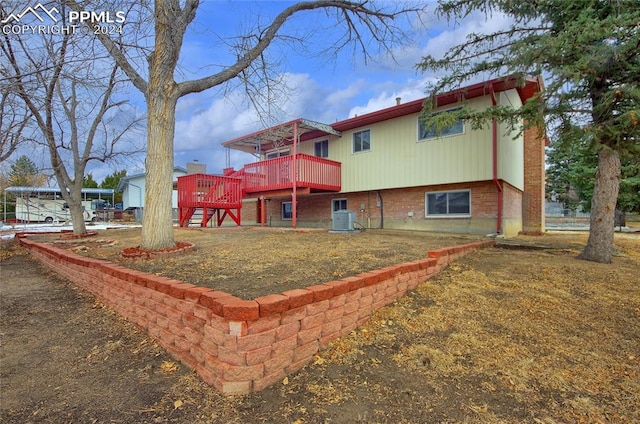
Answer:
[65,0,423,250]
[0,89,33,163]
[1,5,144,234]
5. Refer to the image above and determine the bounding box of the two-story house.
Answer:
[178,74,545,237]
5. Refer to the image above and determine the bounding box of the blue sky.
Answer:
[7,1,511,184]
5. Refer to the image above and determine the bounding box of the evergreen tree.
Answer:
[547,130,640,216]
[8,155,43,187]
[100,169,127,190]
[418,0,640,263]
[83,173,99,188]
[618,159,640,215]
[100,169,126,203]
[546,129,596,213]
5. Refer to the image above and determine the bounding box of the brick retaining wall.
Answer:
[17,233,494,395]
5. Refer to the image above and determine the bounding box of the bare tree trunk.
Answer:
[140,88,178,250]
[578,149,621,263]
[138,0,187,250]
[66,195,87,233]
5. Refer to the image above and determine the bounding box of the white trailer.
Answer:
[15,197,106,223]
[3,186,115,224]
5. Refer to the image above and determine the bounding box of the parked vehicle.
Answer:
[15,197,107,223]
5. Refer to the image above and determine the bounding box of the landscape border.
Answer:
[16,230,494,395]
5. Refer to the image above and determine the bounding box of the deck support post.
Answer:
[292,122,298,229]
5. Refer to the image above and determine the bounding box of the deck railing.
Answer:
[177,174,243,208]
[241,153,341,193]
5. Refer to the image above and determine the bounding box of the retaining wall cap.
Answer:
[428,248,449,258]
[199,291,237,315]
[221,298,260,321]
[341,276,365,291]
[281,289,314,309]
[255,294,290,316]
[184,286,214,303]
[324,280,351,296]
[357,271,381,286]
[305,284,334,301]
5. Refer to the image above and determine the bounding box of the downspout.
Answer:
[377,190,384,229]
[292,122,298,229]
[489,84,503,234]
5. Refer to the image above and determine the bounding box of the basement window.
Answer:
[425,190,471,217]
[282,202,293,220]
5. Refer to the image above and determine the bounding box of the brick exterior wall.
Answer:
[522,123,546,235]
[259,180,524,236]
[18,232,493,395]
[241,199,258,225]
[502,182,524,237]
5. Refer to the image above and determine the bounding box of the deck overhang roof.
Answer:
[222,118,341,154]
[4,186,114,195]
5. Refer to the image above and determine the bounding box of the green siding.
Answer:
[298,97,499,193]
[293,94,526,193]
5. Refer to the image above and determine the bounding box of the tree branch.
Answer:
[64,0,149,93]
[177,0,402,96]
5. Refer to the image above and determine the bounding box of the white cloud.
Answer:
[375,9,515,84]
[174,91,252,151]
[419,11,515,82]
[347,77,430,117]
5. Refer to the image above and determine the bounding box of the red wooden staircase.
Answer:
[177,174,243,227]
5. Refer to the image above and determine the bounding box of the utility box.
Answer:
[332,210,357,231]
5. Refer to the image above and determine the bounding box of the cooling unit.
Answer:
[332,210,357,231]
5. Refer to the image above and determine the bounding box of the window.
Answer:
[353,129,371,153]
[418,108,464,140]
[282,202,293,220]
[314,140,329,158]
[266,149,290,159]
[425,190,471,217]
[332,198,347,212]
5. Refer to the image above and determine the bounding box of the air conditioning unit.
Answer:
[332,210,357,231]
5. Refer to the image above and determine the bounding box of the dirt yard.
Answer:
[19,228,487,300]
[1,229,639,423]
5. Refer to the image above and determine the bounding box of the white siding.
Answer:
[122,175,145,209]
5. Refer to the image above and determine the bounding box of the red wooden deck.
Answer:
[177,154,341,227]
[241,153,341,195]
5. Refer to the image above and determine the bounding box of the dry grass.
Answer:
[134,231,640,424]
[31,227,486,299]
[303,232,640,423]
[6,227,639,423]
